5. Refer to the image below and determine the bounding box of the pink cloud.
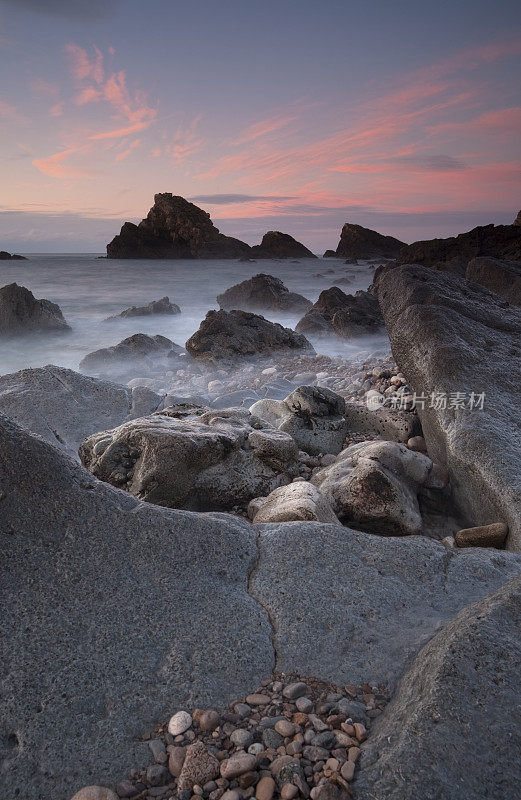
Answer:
[64,43,104,84]
[89,121,151,140]
[0,99,27,126]
[231,113,297,146]
[32,147,95,179]
[115,138,142,162]
[75,86,102,106]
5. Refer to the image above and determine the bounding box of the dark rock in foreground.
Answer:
[378,264,521,551]
[217,273,312,314]
[106,193,251,259]
[107,296,181,320]
[250,231,317,259]
[398,215,521,272]
[329,223,404,260]
[0,250,26,260]
[466,256,521,306]
[185,309,315,363]
[355,575,521,800]
[79,333,184,379]
[296,286,383,338]
[0,282,70,334]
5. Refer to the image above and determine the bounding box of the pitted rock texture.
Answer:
[217,274,312,314]
[378,264,521,551]
[354,576,521,800]
[185,310,314,364]
[106,194,251,259]
[79,406,299,510]
[0,282,70,334]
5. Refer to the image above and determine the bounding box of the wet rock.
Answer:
[217,274,312,314]
[185,310,314,365]
[106,296,181,319]
[79,406,299,511]
[0,282,70,334]
[106,194,251,259]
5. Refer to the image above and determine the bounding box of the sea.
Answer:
[0,254,390,377]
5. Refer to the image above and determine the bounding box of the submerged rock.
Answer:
[0,282,70,334]
[250,231,317,259]
[295,287,383,338]
[106,193,251,259]
[79,333,184,379]
[185,310,314,364]
[355,576,521,800]
[79,406,299,510]
[330,223,404,260]
[398,217,521,272]
[312,440,433,535]
[217,273,312,314]
[106,296,181,319]
[378,264,521,551]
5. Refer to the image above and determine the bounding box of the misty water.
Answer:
[0,254,389,379]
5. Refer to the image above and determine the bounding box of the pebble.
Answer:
[168,745,186,777]
[199,710,220,731]
[168,710,193,736]
[256,775,276,800]
[70,789,119,800]
[231,729,254,748]
[220,753,258,779]
[282,682,307,700]
[178,741,221,792]
[296,696,313,713]
[146,764,167,786]
[148,738,167,762]
[281,784,299,800]
[274,719,295,737]
[246,693,271,706]
[340,761,355,781]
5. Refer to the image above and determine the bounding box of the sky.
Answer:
[0,0,520,253]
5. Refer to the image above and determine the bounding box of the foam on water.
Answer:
[0,254,389,376]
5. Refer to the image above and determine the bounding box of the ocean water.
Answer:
[0,254,389,376]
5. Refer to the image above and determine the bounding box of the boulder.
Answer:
[185,310,314,364]
[0,250,26,260]
[342,402,421,443]
[0,365,162,460]
[0,282,70,334]
[312,440,433,535]
[106,194,251,259]
[295,287,383,338]
[331,223,404,260]
[251,482,341,524]
[79,333,184,380]
[398,219,521,272]
[79,406,299,511]
[0,414,271,800]
[251,386,349,456]
[217,274,312,314]
[250,232,317,259]
[354,576,521,800]
[377,264,521,551]
[106,296,181,319]
[465,256,521,305]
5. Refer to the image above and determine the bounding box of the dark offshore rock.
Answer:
[398,218,521,272]
[0,282,70,334]
[465,257,521,306]
[295,287,383,338]
[378,264,521,551]
[331,223,404,260]
[217,274,312,314]
[514,209,521,226]
[322,250,337,258]
[79,333,183,378]
[79,406,299,510]
[106,194,251,259]
[107,296,181,320]
[355,576,521,800]
[185,310,315,364]
[250,231,317,259]
[0,250,26,260]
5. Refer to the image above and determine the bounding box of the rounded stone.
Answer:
[281,785,299,800]
[246,693,270,706]
[168,710,193,736]
[255,775,276,800]
[220,753,258,780]
[275,720,295,738]
[231,729,254,749]
[296,697,313,713]
[168,746,187,777]
[70,789,119,800]
[199,710,220,732]
[282,682,308,700]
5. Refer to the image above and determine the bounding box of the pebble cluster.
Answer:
[97,675,390,800]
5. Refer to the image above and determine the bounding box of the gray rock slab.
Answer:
[355,575,521,800]
[378,264,521,551]
[0,365,163,460]
[249,524,521,688]
[0,414,272,800]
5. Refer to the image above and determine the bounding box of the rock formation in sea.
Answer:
[0,282,70,334]
[324,223,404,260]
[295,286,383,337]
[378,263,521,551]
[250,231,317,259]
[217,273,312,314]
[185,309,315,363]
[106,193,252,259]
[106,296,181,319]
[79,333,184,381]
[398,215,521,271]
[0,250,26,260]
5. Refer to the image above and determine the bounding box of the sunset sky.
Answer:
[0,0,520,252]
